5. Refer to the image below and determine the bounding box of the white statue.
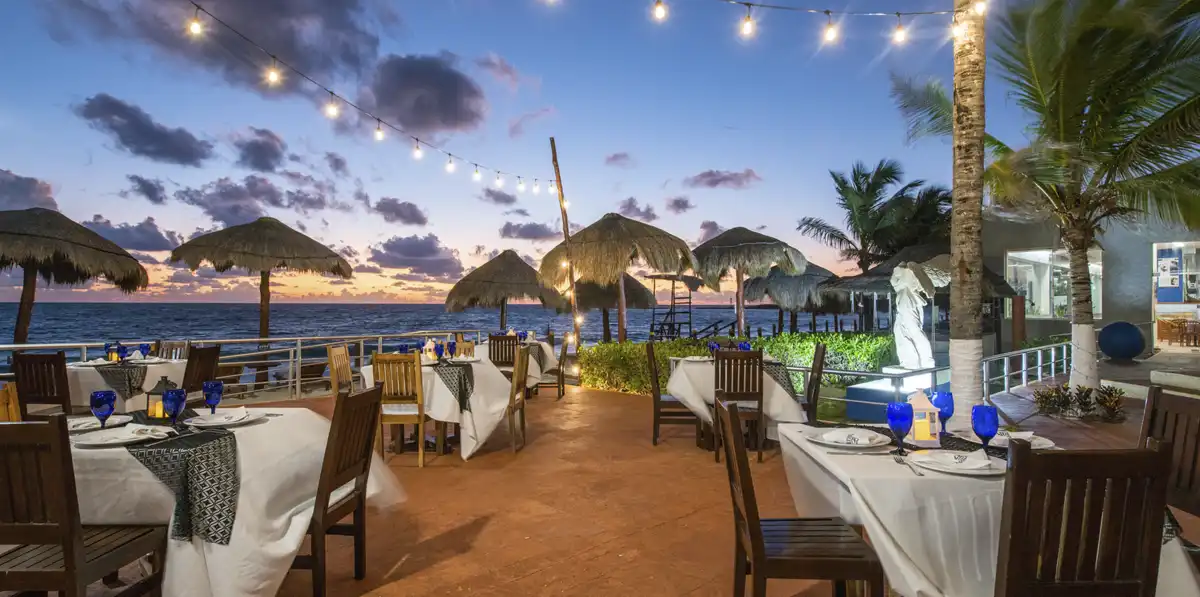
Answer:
[890,262,936,370]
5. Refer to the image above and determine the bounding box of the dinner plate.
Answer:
[68,415,133,432]
[803,428,893,449]
[907,451,1007,477]
[989,431,1056,450]
[71,427,171,448]
[683,356,713,362]
[183,411,268,428]
[450,357,481,363]
[126,357,168,365]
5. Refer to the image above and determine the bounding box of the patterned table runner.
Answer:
[434,361,475,412]
[526,343,547,371]
[125,410,240,545]
[763,362,799,401]
[96,363,148,402]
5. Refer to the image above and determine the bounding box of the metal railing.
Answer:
[983,341,1073,397]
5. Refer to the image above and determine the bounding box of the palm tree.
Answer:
[875,186,953,256]
[893,0,1200,390]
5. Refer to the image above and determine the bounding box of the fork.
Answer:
[893,453,925,476]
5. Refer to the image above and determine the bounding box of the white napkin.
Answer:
[911,449,993,470]
[76,424,174,445]
[73,357,109,367]
[129,350,144,360]
[684,355,712,361]
[195,406,248,424]
[997,430,1034,442]
[821,428,885,446]
[68,415,130,431]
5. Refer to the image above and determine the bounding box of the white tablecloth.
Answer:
[66,359,187,412]
[665,357,807,427]
[361,353,510,460]
[484,341,557,389]
[778,424,1200,597]
[69,407,404,597]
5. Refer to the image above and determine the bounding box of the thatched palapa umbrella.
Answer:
[744,264,848,333]
[693,227,807,337]
[0,208,149,343]
[446,249,562,329]
[540,213,696,342]
[169,217,352,338]
[575,273,656,343]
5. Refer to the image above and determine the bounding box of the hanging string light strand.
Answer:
[183,1,555,187]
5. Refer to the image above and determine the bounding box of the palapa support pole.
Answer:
[735,266,745,337]
[13,265,37,344]
[500,298,508,330]
[617,273,627,342]
[256,270,271,390]
[549,138,580,344]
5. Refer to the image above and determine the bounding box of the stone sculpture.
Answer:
[890,262,936,370]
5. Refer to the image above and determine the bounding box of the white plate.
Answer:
[450,357,481,363]
[68,415,133,432]
[990,432,1055,450]
[126,357,168,364]
[803,428,893,449]
[183,411,267,428]
[72,428,171,448]
[908,452,1007,476]
[683,356,713,362]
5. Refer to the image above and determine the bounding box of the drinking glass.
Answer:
[434,343,445,359]
[447,341,457,358]
[90,390,117,429]
[163,389,187,425]
[202,381,224,414]
[738,341,751,351]
[972,405,1000,450]
[518,331,528,342]
[707,341,719,355]
[116,345,129,361]
[104,342,115,361]
[931,391,954,435]
[886,402,915,456]
[398,345,410,354]
[138,343,152,358]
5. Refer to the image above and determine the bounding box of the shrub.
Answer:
[752,332,895,388]
[1095,386,1127,422]
[1032,383,1127,422]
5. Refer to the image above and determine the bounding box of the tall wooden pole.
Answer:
[617,273,628,342]
[550,138,580,343]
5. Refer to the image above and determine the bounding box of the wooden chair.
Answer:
[327,344,356,398]
[181,345,221,395]
[646,341,700,446]
[155,340,189,360]
[714,350,766,463]
[0,416,168,597]
[374,353,439,467]
[506,346,530,453]
[535,336,570,399]
[291,385,382,597]
[488,335,518,372]
[716,401,884,597]
[457,341,476,358]
[995,438,1172,597]
[1142,385,1200,516]
[0,382,20,421]
[802,344,827,422]
[13,351,73,419]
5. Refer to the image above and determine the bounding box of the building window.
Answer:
[1153,242,1200,305]
[1005,248,1103,319]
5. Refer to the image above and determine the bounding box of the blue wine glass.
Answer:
[398,345,410,354]
[886,402,915,456]
[738,341,751,351]
[931,391,955,435]
[163,389,187,426]
[518,331,528,342]
[202,381,224,415]
[972,405,1000,450]
[448,341,457,358]
[90,390,117,429]
[138,343,152,358]
[434,343,445,359]
[707,341,719,355]
[116,345,129,361]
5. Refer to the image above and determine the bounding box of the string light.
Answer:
[822,10,837,43]
[494,173,505,188]
[265,58,281,85]
[951,15,967,39]
[517,177,526,192]
[187,7,203,36]
[561,260,570,268]
[652,0,668,22]
[472,165,482,182]
[739,6,756,38]
[563,200,570,209]
[533,180,541,194]
[974,1,988,15]
[323,92,340,118]
[574,315,584,325]
[892,14,907,44]
[412,140,424,160]
[374,120,384,141]
[445,157,456,173]
[549,180,557,194]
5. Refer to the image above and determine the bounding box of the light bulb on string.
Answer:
[533,180,541,194]
[323,93,340,118]
[739,6,756,39]
[412,140,424,160]
[561,260,569,269]
[472,166,482,182]
[974,1,988,14]
[374,121,384,141]
[652,0,667,22]
[892,14,907,44]
[574,315,584,325]
[187,8,203,36]
[951,16,967,39]
[517,177,526,192]
[494,173,505,188]
[562,200,570,209]
[445,157,456,173]
[265,58,281,86]
[548,180,557,194]
[822,10,837,43]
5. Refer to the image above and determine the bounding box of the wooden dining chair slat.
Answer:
[292,385,383,597]
[713,350,766,463]
[0,383,20,422]
[327,344,355,399]
[0,416,167,597]
[181,345,221,394]
[803,344,826,422]
[995,438,1172,596]
[506,346,530,453]
[374,353,440,467]
[534,333,570,399]
[13,352,72,420]
[646,342,700,446]
[154,340,189,360]
[457,341,476,358]
[716,400,884,597]
[488,335,518,370]
[1142,385,1200,517]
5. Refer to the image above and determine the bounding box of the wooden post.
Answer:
[790,311,798,333]
[549,138,580,343]
[735,266,745,337]
[256,269,271,391]
[617,272,627,342]
[777,308,784,336]
[1011,296,1026,349]
[602,309,612,343]
[13,265,37,344]
[499,298,508,330]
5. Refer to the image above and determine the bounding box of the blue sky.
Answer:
[0,0,1026,303]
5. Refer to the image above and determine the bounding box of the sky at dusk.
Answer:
[0,0,1028,304]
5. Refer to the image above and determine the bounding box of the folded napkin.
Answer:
[911,449,993,470]
[997,430,1034,442]
[821,428,885,446]
[68,415,130,431]
[78,424,174,445]
[684,355,713,362]
[195,407,248,424]
[72,357,110,367]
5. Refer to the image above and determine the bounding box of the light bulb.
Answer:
[893,20,907,44]
[574,315,584,324]
[562,200,570,209]
[824,23,837,42]
[495,174,504,188]
[472,166,482,182]
[412,141,424,160]
[548,181,557,194]
[533,180,541,194]
[445,157,456,173]
[265,60,281,85]
[517,178,526,192]
[187,11,203,36]
[561,260,569,268]
[652,1,667,22]
[374,122,385,141]
[571,365,580,375]
[974,1,987,14]
[565,289,573,297]
[952,19,967,38]
[324,95,340,118]
[740,12,756,38]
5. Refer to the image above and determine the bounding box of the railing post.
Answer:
[1036,349,1044,383]
[1002,357,1011,393]
[289,348,298,400]
[981,360,989,399]
[892,375,902,403]
[295,339,303,399]
[377,336,384,355]
[1049,346,1057,377]
[358,339,366,370]
[1020,352,1028,387]
[80,347,87,361]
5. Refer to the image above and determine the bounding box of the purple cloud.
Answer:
[0,169,58,210]
[605,152,634,168]
[480,188,517,206]
[475,53,522,89]
[75,94,213,166]
[233,127,286,173]
[373,198,428,226]
[683,168,761,190]
[665,196,694,214]
[499,222,559,242]
[698,220,726,244]
[617,197,657,222]
[508,106,554,138]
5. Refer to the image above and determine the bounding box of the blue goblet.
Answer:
[398,345,410,354]
[163,388,187,426]
[434,343,445,360]
[707,341,719,355]
[90,390,117,429]
[931,391,955,435]
[447,341,457,358]
[886,402,915,456]
[738,341,751,351]
[972,405,1000,450]
[116,345,129,361]
[202,381,224,415]
[138,343,152,358]
[518,331,528,342]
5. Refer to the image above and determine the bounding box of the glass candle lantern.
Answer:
[907,390,941,445]
[146,375,177,419]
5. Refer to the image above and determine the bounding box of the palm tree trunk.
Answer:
[602,309,612,343]
[1065,226,1100,389]
[790,311,798,333]
[735,267,745,337]
[13,265,37,344]
[811,312,818,333]
[948,0,987,432]
[617,273,627,342]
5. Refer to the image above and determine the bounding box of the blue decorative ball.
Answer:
[1098,321,1145,361]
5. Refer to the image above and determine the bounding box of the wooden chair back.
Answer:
[13,352,72,419]
[995,438,1172,597]
[373,353,424,417]
[508,346,530,410]
[646,341,667,404]
[803,344,827,421]
[1142,385,1200,516]
[0,383,21,422]
[458,341,476,358]
[489,335,518,367]
[327,344,354,397]
[455,332,466,344]
[556,337,569,385]
[0,416,85,571]
[313,385,383,524]
[155,340,189,360]
[714,349,764,401]
[181,345,221,394]
[715,400,766,567]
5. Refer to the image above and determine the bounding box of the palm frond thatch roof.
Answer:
[170,217,352,276]
[743,264,850,313]
[821,243,1016,297]
[643,272,706,292]
[0,207,148,291]
[539,213,697,286]
[692,227,807,288]
[446,249,563,312]
[574,273,656,311]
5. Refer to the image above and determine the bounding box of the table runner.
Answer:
[433,361,474,412]
[763,362,798,399]
[526,343,546,371]
[96,363,147,402]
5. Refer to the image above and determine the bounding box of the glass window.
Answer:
[1005,248,1102,319]
[1154,242,1200,304]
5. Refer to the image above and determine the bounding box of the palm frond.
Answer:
[796,217,857,254]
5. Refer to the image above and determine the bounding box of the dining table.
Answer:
[360,348,511,460]
[665,356,808,436]
[778,423,1200,597]
[491,339,557,389]
[64,407,404,597]
[66,357,187,412]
